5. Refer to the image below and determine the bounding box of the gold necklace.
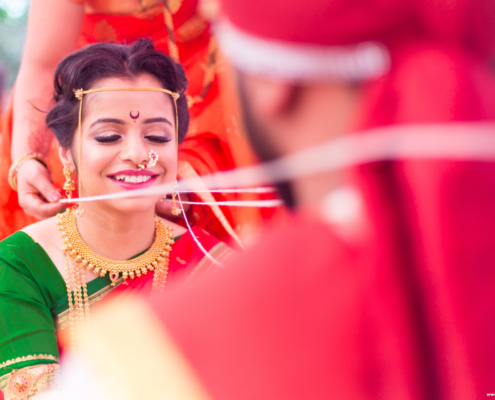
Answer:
[57,209,174,285]
[57,208,174,347]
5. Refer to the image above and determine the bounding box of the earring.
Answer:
[63,167,84,217]
[137,150,159,171]
[63,167,75,199]
[171,180,181,216]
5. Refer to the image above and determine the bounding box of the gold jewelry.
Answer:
[6,364,59,400]
[63,167,75,199]
[8,153,51,192]
[58,209,174,285]
[159,192,182,216]
[63,168,83,217]
[171,180,182,216]
[137,149,159,171]
[58,208,174,348]
[73,205,85,219]
[171,206,181,216]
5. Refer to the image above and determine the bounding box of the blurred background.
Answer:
[0,0,29,109]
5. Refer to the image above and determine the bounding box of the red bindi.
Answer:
[130,111,140,120]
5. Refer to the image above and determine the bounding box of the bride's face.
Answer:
[60,74,178,214]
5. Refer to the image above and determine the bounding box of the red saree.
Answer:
[55,226,234,352]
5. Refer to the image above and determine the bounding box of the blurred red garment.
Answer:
[151,170,495,398]
[69,138,495,399]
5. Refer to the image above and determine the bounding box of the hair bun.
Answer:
[131,38,156,52]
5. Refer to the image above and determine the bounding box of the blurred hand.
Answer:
[17,159,65,219]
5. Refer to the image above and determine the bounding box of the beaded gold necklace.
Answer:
[57,208,174,346]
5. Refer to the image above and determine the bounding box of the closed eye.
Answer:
[146,135,171,144]
[95,134,122,143]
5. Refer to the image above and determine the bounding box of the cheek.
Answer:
[158,148,178,179]
[81,144,115,178]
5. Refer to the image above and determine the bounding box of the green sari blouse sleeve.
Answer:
[0,232,66,376]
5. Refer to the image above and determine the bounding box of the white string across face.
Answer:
[66,74,180,215]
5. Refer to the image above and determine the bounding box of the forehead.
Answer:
[83,75,174,118]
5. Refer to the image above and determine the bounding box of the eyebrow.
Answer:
[143,117,173,126]
[90,118,125,128]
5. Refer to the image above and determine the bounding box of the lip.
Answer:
[109,169,156,176]
[108,169,159,190]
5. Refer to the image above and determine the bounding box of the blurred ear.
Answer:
[239,74,297,118]
[58,142,76,171]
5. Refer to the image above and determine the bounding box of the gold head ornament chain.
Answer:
[72,86,181,205]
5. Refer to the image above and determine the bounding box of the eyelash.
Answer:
[145,135,171,144]
[95,134,121,143]
[94,135,171,144]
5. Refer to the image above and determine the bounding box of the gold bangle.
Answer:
[8,153,51,192]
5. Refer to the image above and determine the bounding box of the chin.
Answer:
[101,198,159,215]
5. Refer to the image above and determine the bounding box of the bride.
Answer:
[0,39,233,400]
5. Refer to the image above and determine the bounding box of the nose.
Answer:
[121,133,149,168]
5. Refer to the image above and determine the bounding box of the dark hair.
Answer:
[46,39,189,148]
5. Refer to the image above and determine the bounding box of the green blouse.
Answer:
[0,231,161,378]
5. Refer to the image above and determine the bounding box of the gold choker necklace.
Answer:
[57,209,174,285]
[57,208,174,347]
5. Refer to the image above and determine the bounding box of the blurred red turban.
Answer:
[217,0,495,125]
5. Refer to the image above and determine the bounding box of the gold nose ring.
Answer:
[137,150,159,171]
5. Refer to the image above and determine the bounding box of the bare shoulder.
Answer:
[156,217,187,237]
[21,216,64,261]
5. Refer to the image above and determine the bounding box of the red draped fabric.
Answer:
[56,226,231,355]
